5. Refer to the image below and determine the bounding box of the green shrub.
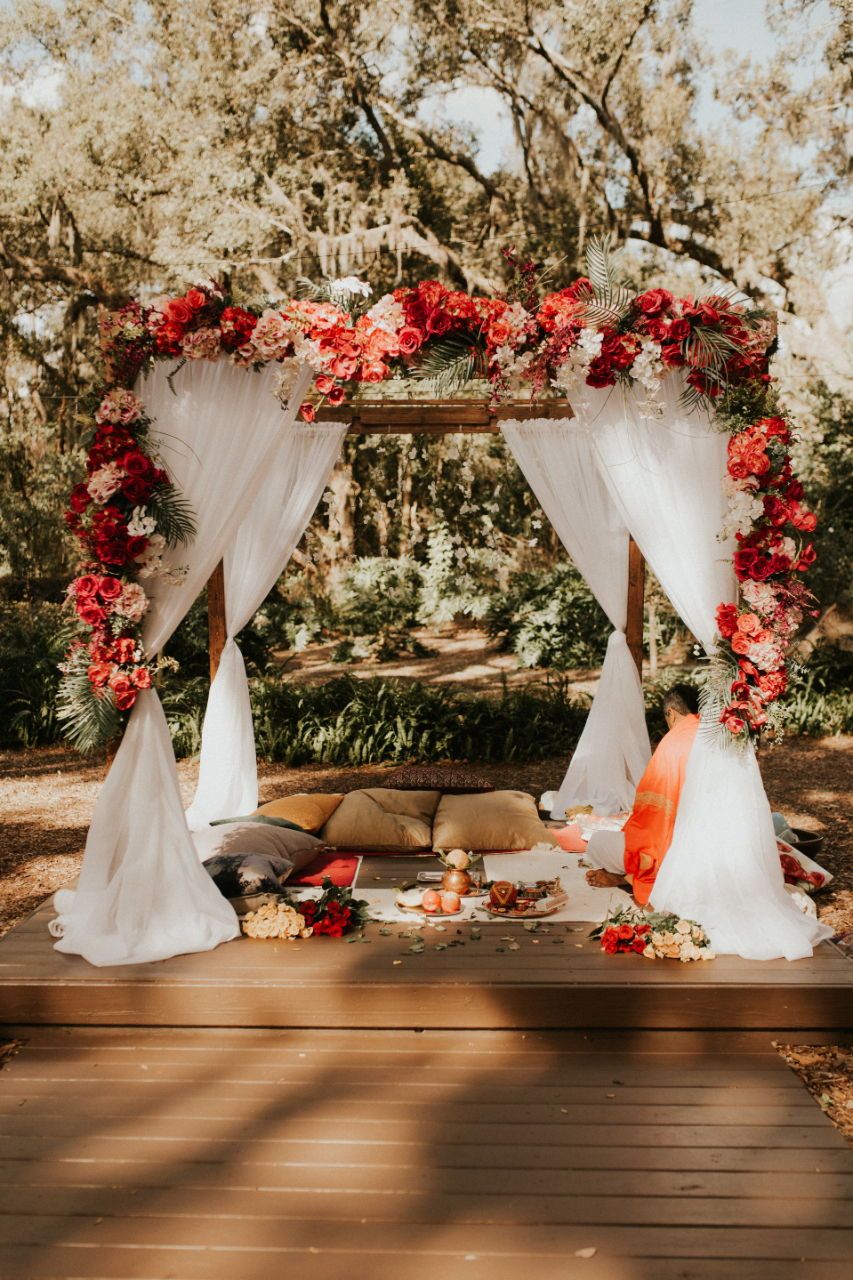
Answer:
[249,675,589,765]
[784,646,853,736]
[487,563,611,669]
[0,601,68,747]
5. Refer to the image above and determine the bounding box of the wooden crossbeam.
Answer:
[315,397,574,434]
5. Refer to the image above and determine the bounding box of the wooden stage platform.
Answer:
[0,854,851,1032]
[1,859,851,1278]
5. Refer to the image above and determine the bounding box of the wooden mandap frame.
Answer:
[205,397,646,682]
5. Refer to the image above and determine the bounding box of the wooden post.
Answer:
[626,537,645,679]
[207,558,227,682]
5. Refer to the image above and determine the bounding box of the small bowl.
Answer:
[789,827,824,857]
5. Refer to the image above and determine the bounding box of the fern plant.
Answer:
[410,333,488,394]
[57,647,122,754]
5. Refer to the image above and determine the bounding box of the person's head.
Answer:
[662,683,699,729]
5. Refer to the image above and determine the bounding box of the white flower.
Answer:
[127,506,157,538]
[748,639,785,671]
[366,293,404,333]
[330,276,372,298]
[134,532,167,579]
[720,486,764,540]
[87,463,125,504]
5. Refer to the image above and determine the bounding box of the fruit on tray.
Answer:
[440,890,461,913]
[396,884,464,915]
[422,889,442,913]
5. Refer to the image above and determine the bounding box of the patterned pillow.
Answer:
[384,766,494,794]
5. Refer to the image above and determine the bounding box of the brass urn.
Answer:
[441,867,472,895]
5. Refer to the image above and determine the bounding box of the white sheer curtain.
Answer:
[586,373,832,960]
[502,421,650,816]
[186,421,347,828]
[51,358,313,966]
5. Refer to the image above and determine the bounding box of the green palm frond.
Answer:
[147,483,196,547]
[576,234,634,325]
[57,652,122,754]
[411,334,487,393]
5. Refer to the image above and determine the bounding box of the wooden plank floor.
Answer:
[0,1027,850,1279]
[1,894,851,1030]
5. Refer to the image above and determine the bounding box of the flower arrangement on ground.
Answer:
[59,239,817,752]
[241,879,370,940]
[592,907,715,961]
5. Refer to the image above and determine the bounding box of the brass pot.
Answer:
[441,867,472,895]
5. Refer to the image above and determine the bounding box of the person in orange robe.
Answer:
[585,685,700,905]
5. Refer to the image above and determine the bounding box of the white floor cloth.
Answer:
[325,855,632,926]
[581,374,831,960]
[502,421,650,817]
[51,359,313,966]
[186,421,347,827]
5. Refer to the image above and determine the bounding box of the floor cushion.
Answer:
[256,793,345,832]
[193,820,322,870]
[384,765,494,794]
[320,789,442,852]
[432,790,559,852]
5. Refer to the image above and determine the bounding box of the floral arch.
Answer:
[62,250,817,753]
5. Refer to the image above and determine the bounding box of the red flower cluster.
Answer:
[299,898,354,937]
[715,415,818,735]
[600,922,651,955]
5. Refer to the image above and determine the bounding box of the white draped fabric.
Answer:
[583,373,831,960]
[502,420,650,816]
[51,358,313,966]
[186,421,347,827]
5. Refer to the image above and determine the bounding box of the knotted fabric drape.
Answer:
[502,420,651,815]
[51,358,312,966]
[186,421,347,828]
[584,373,831,960]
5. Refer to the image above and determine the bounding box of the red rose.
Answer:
[185,288,207,310]
[586,356,616,388]
[121,476,150,504]
[730,631,752,655]
[668,317,690,342]
[796,544,816,570]
[126,536,149,559]
[74,574,100,598]
[77,601,107,627]
[426,310,452,336]
[397,327,422,356]
[300,402,316,423]
[131,668,152,689]
[733,548,759,578]
[642,318,670,342]
[632,938,647,954]
[165,299,192,325]
[659,342,685,368]
[109,675,137,710]
[617,923,634,940]
[314,374,335,395]
[98,576,123,601]
[715,603,739,638]
[635,288,674,317]
[121,450,153,478]
[327,383,346,405]
[87,662,112,688]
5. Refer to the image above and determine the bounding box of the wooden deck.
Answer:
[0,853,851,1031]
[0,1026,850,1279]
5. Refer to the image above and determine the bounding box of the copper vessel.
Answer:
[441,867,472,895]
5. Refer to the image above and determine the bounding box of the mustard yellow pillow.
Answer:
[256,793,345,833]
[320,789,441,851]
[432,790,558,852]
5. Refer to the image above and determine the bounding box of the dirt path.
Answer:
[1,736,850,939]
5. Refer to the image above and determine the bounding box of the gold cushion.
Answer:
[432,790,558,852]
[256,793,345,833]
[320,789,442,851]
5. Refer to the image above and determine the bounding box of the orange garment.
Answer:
[623,713,699,906]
